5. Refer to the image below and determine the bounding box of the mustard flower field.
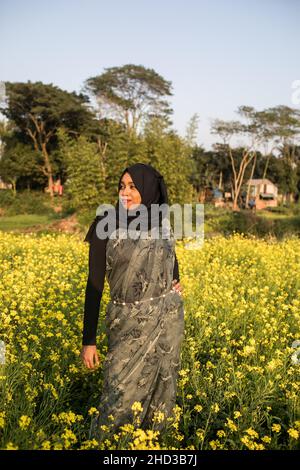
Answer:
[0,231,299,450]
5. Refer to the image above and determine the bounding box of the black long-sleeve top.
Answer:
[82,229,180,346]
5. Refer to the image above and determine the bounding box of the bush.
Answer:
[292,202,300,216]
[0,190,58,216]
[220,211,276,237]
[265,206,288,214]
[60,194,77,217]
[0,189,16,206]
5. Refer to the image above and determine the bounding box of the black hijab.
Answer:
[84,163,169,242]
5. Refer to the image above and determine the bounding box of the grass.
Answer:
[0,214,61,232]
[1,198,300,241]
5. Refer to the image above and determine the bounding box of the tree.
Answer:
[83,64,173,136]
[56,128,105,212]
[211,106,270,211]
[185,113,200,147]
[259,105,300,202]
[143,116,194,205]
[0,142,42,194]
[0,81,95,199]
[190,145,233,197]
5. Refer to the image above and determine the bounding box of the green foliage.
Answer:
[0,81,96,192]
[1,79,300,215]
[0,142,44,191]
[0,190,55,216]
[214,209,300,239]
[84,64,173,134]
[102,121,147,205]
[143,117,195,205]
[57,128,105,213]
[0,214,58,231]
[1,81,94,143]
[221,211,275,237]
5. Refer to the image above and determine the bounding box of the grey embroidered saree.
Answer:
[89,227,185,440]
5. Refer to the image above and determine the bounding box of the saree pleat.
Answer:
[89,227,185,440]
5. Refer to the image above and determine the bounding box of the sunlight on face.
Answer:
[119,172,142,210]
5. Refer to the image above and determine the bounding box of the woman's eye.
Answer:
[120,185,136,190]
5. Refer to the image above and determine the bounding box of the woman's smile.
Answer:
[121,197,132,203]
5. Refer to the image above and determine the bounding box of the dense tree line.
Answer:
[0,64,300,212]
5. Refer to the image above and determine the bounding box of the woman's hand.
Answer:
[172,279,183,296]
[80,345,100,369]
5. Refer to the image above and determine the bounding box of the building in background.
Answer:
[246,178,278,209]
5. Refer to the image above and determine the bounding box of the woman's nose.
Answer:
[122,187,131,195]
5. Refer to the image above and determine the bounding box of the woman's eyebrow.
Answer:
[120,180,135,184]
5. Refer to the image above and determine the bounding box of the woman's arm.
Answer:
[172,252,183,295]
[82,222,107,346]
[173,252,180,282]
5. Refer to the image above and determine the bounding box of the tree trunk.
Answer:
[246,152,257,207]
[9,178,17,196]
[230,181,234,202]
[41,142,54,199]
[232,193,240,211]
[287,192,295,203]
[262,154,270,180]
[229,148,255,212]
[48,174,54,199]
[218,170,223,189]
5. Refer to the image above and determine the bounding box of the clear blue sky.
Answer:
[1,0,299,149]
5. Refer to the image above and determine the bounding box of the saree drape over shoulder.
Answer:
[89,226,185,440]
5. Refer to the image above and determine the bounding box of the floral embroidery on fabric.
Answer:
[89,227,185,440]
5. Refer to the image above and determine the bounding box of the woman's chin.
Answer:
[128,203,140,211]
[120,201,131,208]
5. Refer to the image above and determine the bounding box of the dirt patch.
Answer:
[50,213,81,233]
[52,205,63,213]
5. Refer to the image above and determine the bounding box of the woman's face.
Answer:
[119,172,142,209]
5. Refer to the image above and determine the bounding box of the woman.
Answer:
[81,163,185,440]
